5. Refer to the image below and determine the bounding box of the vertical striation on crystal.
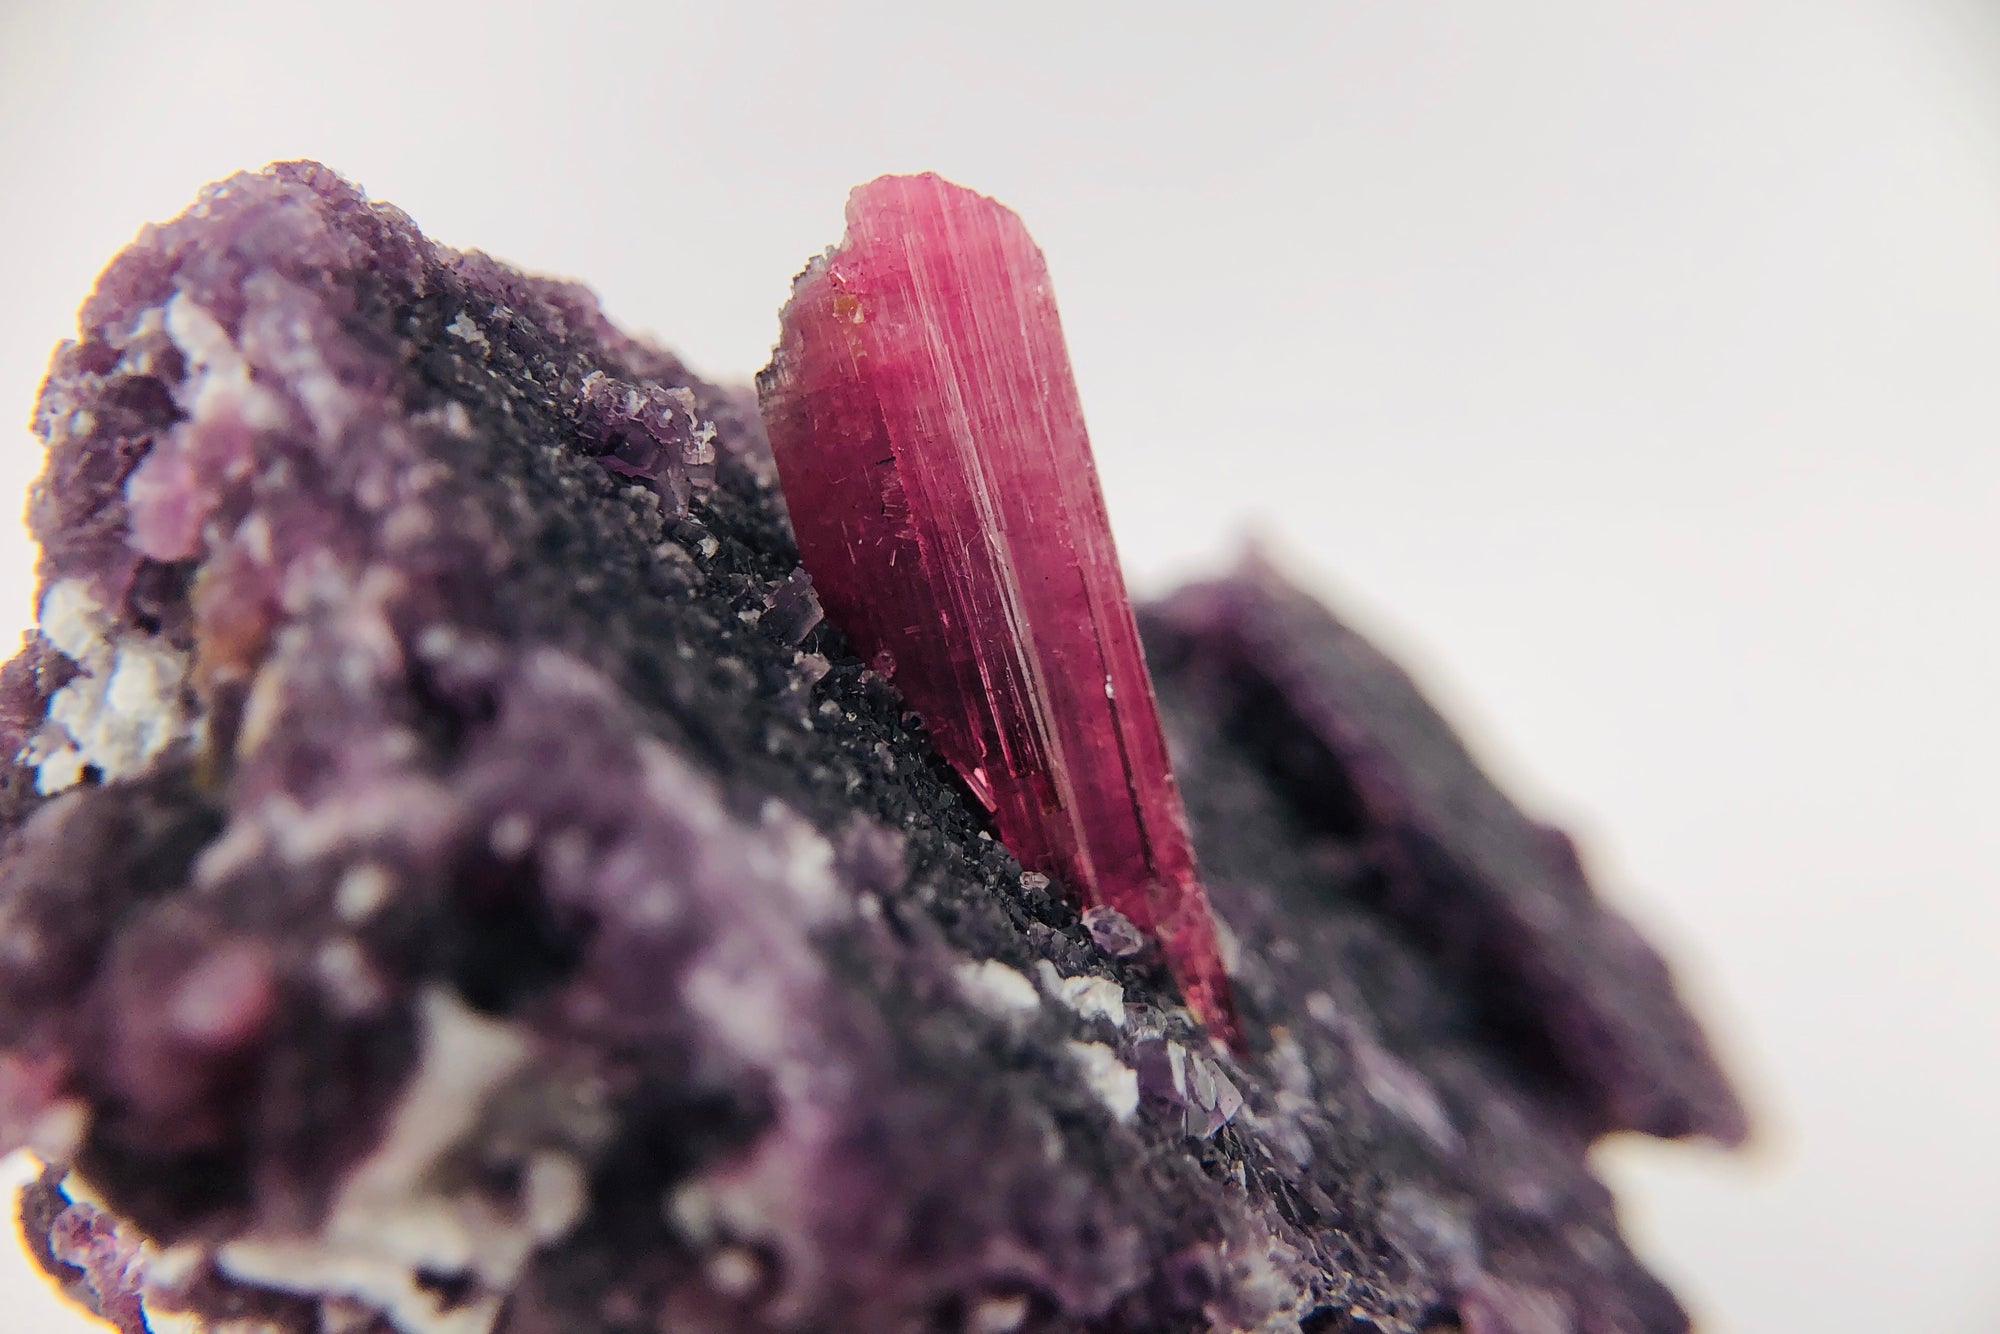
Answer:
[759,174,1240,1044]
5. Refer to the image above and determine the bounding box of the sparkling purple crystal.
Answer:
[1081,906,1147,959]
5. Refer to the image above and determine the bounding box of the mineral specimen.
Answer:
[759,174,1238,1045]
[0,163,1742,1334]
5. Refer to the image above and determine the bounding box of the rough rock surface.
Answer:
[0,164,1742,1334]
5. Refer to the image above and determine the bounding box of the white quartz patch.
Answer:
[1064,1040,1139,1122]
[140,1307,285,1334]
[954,958,1043,1016]
[446,310,491,353]
[968,1293,1032,1333]
[167,294,287,434]
[1035,961,1127,1028]
[215,989,553,1334]
[31,579,192,793]
[39,579,113,670]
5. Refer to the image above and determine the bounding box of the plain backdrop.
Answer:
[1,2,1996,1329]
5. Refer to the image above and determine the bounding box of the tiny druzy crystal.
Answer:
[759,174,1240,1044]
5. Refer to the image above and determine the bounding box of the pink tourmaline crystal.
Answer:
[759,174,1241,1045]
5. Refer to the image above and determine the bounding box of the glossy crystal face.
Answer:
[759,173,1239,1045]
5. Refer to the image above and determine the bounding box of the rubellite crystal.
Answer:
[759,174,1240,1044]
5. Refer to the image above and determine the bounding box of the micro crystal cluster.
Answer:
[759,175,1238,1044]
[0,164,1743,1334]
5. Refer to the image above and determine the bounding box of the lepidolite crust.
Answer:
[0,164,1742,1334]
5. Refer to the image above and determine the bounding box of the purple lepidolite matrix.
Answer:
[0,163,1743,1333]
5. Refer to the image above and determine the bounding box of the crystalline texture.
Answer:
[759,174,1239,1043]
[0,163,1738,1333]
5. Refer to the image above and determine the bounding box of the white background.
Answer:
[1,2,1996,1329]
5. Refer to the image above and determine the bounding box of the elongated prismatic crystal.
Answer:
[758,174,1240,1044]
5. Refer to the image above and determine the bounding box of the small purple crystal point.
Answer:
[759,174,1241,1046]
[1081,905,1147,959]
